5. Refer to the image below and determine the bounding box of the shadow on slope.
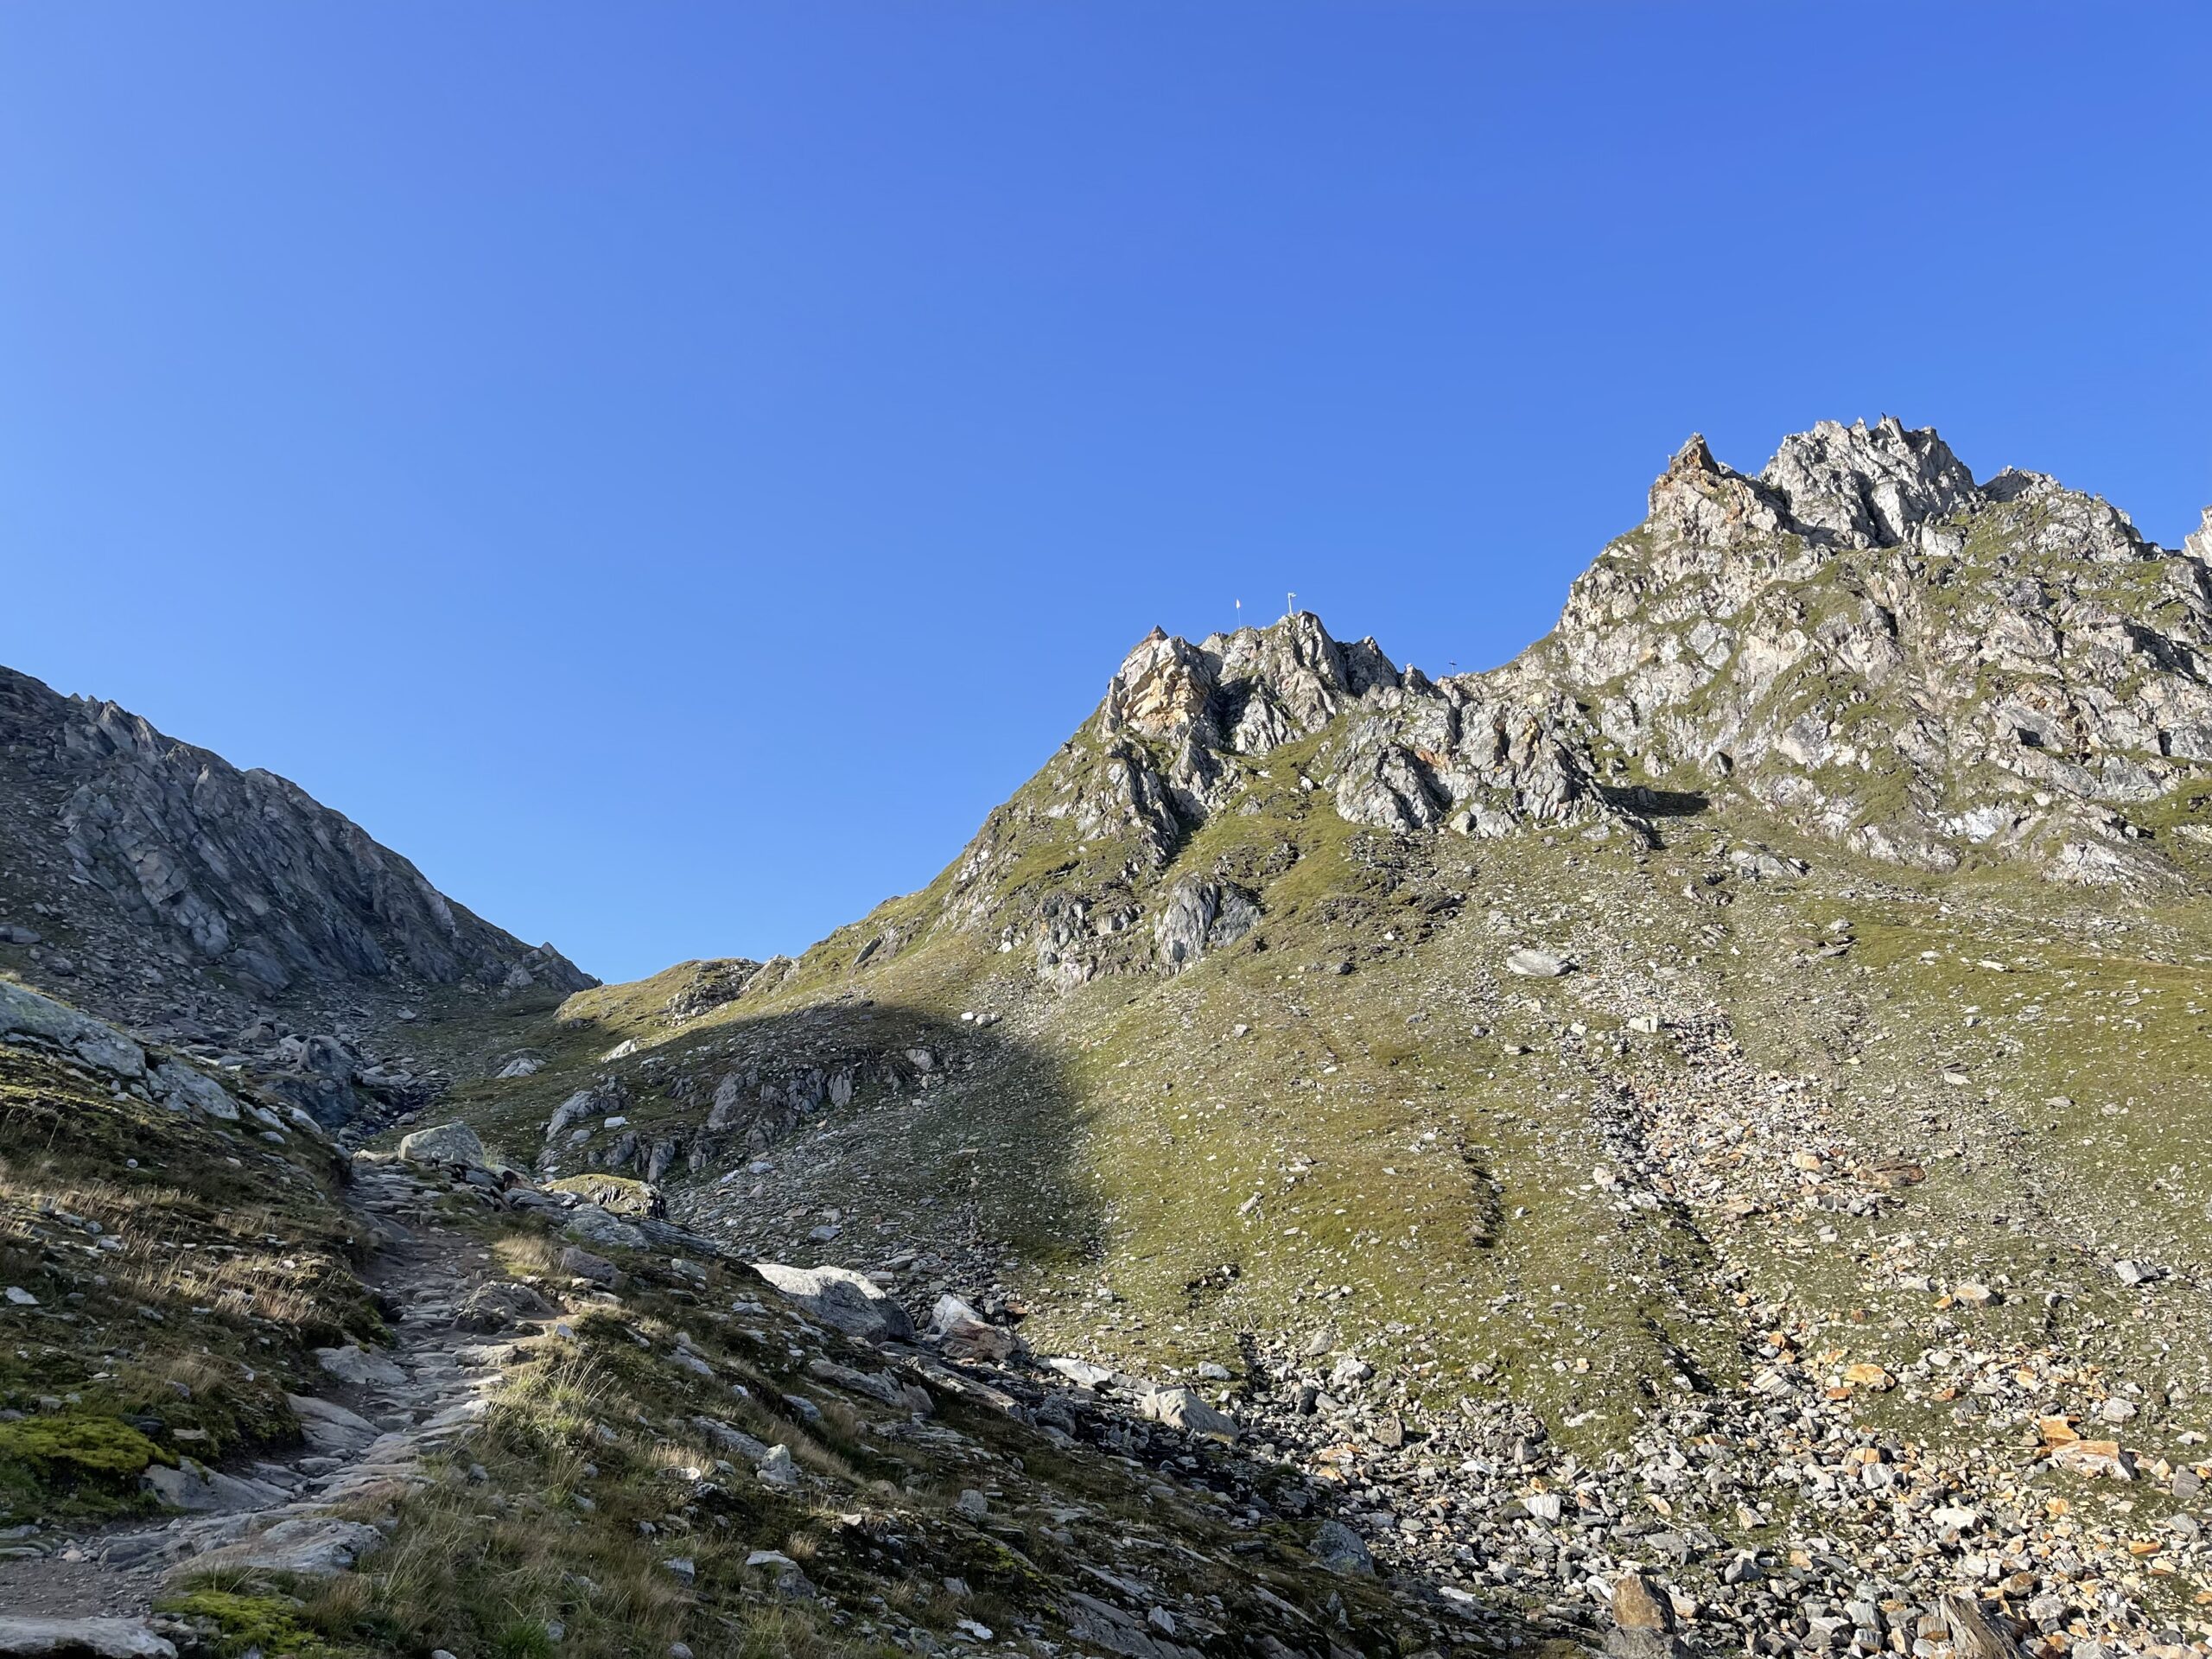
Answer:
[419,988,1105,1274]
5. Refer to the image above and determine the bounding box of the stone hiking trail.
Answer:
[0,1162,527,1639]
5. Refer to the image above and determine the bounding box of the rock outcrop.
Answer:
[1528,415,2212,882]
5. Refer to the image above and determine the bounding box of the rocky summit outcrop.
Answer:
[0,666,592,1033]
[1526,415,2212,883]
[938,610,1637,989]
[1087,612,1620,846]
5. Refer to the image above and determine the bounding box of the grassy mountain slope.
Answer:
[384,423,2212,1652]
[9,417,2212,1656]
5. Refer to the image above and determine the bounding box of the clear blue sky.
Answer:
[4,5,2209,983]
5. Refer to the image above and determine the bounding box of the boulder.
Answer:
[149,1059,240,1122]
[1938,1593,2020,1659]
[742,1548,816,1600]
[928,1294,1020,1363]
[1043,1357,1114,1389]
[1310,1517,1373,1574]
[558,1246,622,1287]
[545,1173,664,1218]
[1505,947,1573,977]
[457,1280,556,1332]
[161,1516,385,1584]
[544,1084,621,1143]
[807,1356,926,1412]
[561,1205,646,1250]
[245,1033,364,1128]
[397,1121,489,1169]
[315,1344,408,1387]
[1605,1569,1693,1659]
[751,1262,914,1343]
[0,981,144,1077]
[140,1458,286,1513]
[692,1415,771,1463]
[285,1392,380,1455]
[1139,1386,1237,1441]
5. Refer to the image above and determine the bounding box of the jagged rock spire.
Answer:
[1646,416,1981,553]
[1758,415,1979,545]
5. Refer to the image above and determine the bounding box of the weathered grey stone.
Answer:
[286,1391,381,1454]
[1310,1517,1372,1574]
[751,1262,913,1343]
[692,1415,772,1463]
[558,1245,621,1286]
[140,1459,287,1513]
[162,1516,385,1583]
[756,1443,799,1488]
[1154,877,1260,974]
[457,1280,556,1332]
[742,1547,815,1599]
[561,1205,646,1249]
[928,1294,1020,1362]
[397,1121,489,1168]
[149,1058,240,1121]
[1504,947,1572,978]
[1139,1386,1236,1441]
[315,1344,408,1387]
[0,1618,175,1659]
[0,981,143,1077]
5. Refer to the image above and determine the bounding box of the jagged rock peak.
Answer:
[2184,505,2212,565]
[1648,415,1983,552]
[1097,611,1399,757]
[1760,415,1979,545]
[1545,418,2212,888]
[1088,609,1630,849]
[1645,432,1791,546]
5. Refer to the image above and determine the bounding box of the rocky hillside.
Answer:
[8,418,2212,1659]
[0,666,591,1119]
[0,979,1465,1659]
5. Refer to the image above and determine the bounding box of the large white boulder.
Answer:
[752,1262,913,1343]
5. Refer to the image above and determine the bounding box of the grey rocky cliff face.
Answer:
[1088,611,1628,850]
[0,666,593,1035]
[1530,415,2212,882]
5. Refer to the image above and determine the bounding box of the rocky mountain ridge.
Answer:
[0,664,592,1060]
[403,416,2212,1658]
[958,416,2212,985]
